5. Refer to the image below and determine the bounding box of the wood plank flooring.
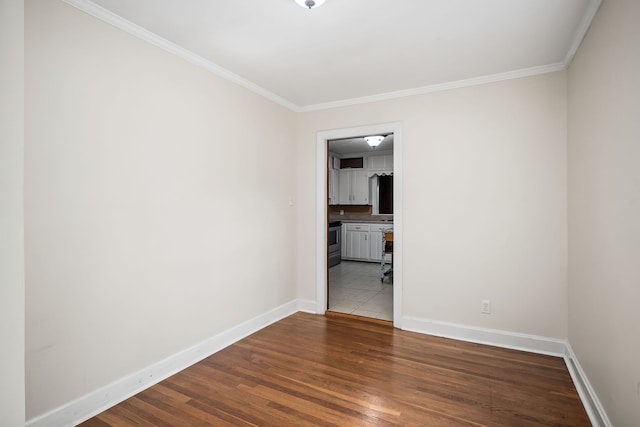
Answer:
[80,312,590,426]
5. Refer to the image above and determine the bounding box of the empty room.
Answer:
[2,0,639,426]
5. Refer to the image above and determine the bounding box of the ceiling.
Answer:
[69,0,601,112]
[330,135,393,155]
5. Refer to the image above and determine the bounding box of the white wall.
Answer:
[0,0,26,425]
[567,0,640,425]
[297,72,568,339]
[25,0,297,420]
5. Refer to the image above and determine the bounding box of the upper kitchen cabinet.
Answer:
[368,154,393,170]
[328,154,341,205]
[328,169,340,205]
[339,169,369,205]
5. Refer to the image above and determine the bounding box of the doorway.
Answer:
[315,123,403,327]
[326,136,394,321]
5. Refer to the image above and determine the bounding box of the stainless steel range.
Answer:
[328,221,342,267]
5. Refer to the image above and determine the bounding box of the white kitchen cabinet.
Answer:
[342,223,392,263]
[339,169,369,205]
[369,225,393,262]
[328,169,340,205]
[338,172,350,204]
[368,155,393,170]
[351,170,369,204]
[345,224,370,260]
[329,155,340,170]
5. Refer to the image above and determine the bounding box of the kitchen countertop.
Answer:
[340,220,394,224]
[330,215,393,224]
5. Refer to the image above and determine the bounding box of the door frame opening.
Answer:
[315,122,403,327]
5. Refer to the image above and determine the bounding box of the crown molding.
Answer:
[298,62,565,112]
[62,0,300,112]
[63,0,602,114]
[563,0,603,67]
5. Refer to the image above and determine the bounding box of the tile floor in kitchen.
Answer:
[328,260,393,321]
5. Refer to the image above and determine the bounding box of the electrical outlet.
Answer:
[481,299,491,314]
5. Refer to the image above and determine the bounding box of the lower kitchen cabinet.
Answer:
[342,223,392,262]
[344,224,370,260]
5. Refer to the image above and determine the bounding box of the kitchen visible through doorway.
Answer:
[327,134,394,321]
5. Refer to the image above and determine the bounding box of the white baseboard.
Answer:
[296,298,318,314]
[26,299,308,427]
[402,315,612,426]
[402,315,567,356]
[26,304,611,427]
[564,343,612,427]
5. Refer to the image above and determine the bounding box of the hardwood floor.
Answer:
[80,312,590,426]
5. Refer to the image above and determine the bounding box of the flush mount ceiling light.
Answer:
[364,135,385,148]
[295,0,326,10]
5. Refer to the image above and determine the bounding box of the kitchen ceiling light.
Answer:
[295,0,326,10]
[364,135,385,148]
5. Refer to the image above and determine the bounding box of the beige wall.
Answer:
[568,0,640,425]
[25,0,297,419]
[25,0,639,423]
[297,72,568,338]
[0,0,26,425]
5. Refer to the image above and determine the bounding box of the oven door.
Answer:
[328,225,342,266]
[328,226,340,254]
